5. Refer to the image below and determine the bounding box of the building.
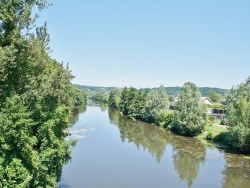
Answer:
[200,97,214,105]
[169,97,226,118]
[170,97,213,109]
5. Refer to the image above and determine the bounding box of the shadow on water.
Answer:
[109,109,169,163]
[108,109,206,187]
[171,135,206,188]
[69,106,87,127]
[87,100,109,111]
[222,153,250,188]
[108,108,250,187]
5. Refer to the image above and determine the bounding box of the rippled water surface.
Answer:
[59,106,250,188]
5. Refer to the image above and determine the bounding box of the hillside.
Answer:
[75,84,228,96]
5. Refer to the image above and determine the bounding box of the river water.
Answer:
[59,106,250,188]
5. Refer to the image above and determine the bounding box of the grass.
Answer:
[196,124,228,141]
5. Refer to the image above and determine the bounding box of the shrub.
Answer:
[155,110,174,128]
[205,132,213,140]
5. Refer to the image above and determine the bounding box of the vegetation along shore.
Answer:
[87,76,250,154]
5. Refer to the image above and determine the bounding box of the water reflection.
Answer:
[69,106,86,126]
[108,109,207,187]
[222,153,250,188]
[171,136,206,188]
[87,100,108,111]
[109,109,168,163]
[60,106,250,188]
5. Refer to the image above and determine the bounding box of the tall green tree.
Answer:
[119,87,129,115]
[127,87,138,118]
[172,82,207,136]
[0,1,86,187]
[224,76,250,152]
[130,89,147,120]
[108,89,121,108]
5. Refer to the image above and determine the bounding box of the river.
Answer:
[59,105,250,188]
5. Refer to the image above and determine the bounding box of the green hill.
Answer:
[75,84,228,97]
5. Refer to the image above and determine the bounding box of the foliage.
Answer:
[0,1,87,187]
[74,87,87,107]
[109,86,171,127]
[198,87,227,96]
[224,76,250,152]
[91,90,109,103]
[119,87,129,115]
[206,103,224,109]
[168,95,175,102]
[155,110,174,128]
[76,84,115,95]
[172,82,207,136]
[142,85,169,123]
[127,88,147,119]
[205,131,213,140]
[118,87,147,118]
[76,84,228,97]
[208,115,216,124]
[209,91,221,102]
[108,89,121,109]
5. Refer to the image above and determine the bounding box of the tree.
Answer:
[119,87,129,115]
[92,90,109,103]
[127,87,138,118]
[172,82,207,136]
[209,91,221,102]
[142,85,170,123]
[0,1,86,186]
[108,89,121,108]
[224,76,250,152]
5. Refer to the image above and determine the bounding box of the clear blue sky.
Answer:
[37,0,250,89]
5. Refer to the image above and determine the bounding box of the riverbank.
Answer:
[196,124,227,141]
[141,117,250,155]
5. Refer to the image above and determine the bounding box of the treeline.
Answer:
[107,84,207,137]
[76,84,227,97]
[94,77,250,153]
[0,1,86,187]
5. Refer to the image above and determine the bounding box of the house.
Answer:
[169,97,178,110]
[170,97,213,109]
[200,97,214,105]
[169,97,226,119]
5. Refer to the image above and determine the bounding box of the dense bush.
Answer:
[155,110,174,128]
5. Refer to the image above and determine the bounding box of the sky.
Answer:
[37,0,250,89]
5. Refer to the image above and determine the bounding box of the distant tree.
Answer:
[119,87,129,115]
[172,82,207,136]
[169,95,175,103]
[109,89,121,108]
[126,87,138,118]
[92,90,109,103]
[74,86,87,107]
[128,89,147,119]
[224,76,250,152]
[209,91,221,102]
